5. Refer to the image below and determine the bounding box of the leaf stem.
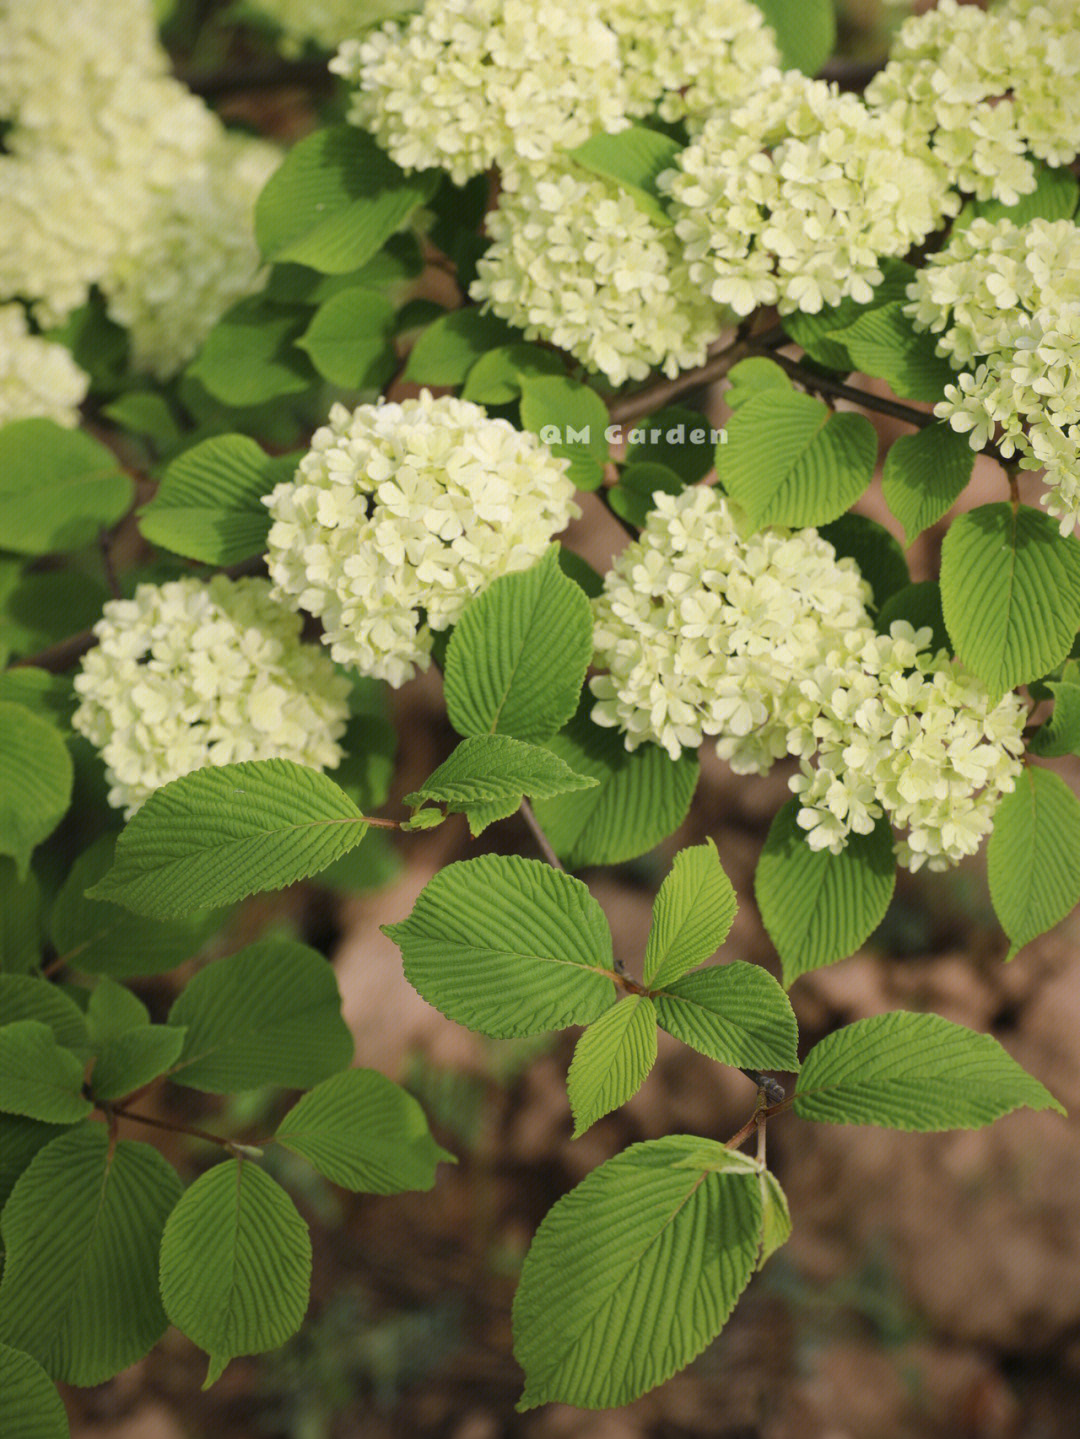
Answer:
[105,1101,258,1153]
[519,798,564,869]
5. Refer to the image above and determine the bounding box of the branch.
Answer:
[519,798,564,870]
[751,346,938,430]
[10,629,96,673]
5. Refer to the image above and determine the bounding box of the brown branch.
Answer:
[108,1103,261,1152]
[520,798,564,870]
[10,629,96,673]
[754,347,939,430]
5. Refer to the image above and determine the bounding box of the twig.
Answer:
[107,1104,248,1150]
[10,629,96,673]
[520,799,564,870]
[753,346,938,429]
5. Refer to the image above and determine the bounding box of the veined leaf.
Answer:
[0,704,73,878]
[818,512,910,611]
[518,376,610,491]
[881,422,975,547]
[653,963,799,1072]
[782,260,914,370]
[0,1114,78,1215]
[403,308,516,385]
[0,975,88,1052]
[623,405,715,484]
[90,1027,186,1103]
[185,295,314,407]
[607,461,687,530]
[87,760,369,919]
[383,854,615,1038]
[724,357,792,409]
[875,580,950,655]
[0,669,75,732]
[1029,679,1080,758]
[0,1126,181,1384]
[643,840,737,988]
[86,976,148,1043]
[829,302,956,403]
[568,126,681,222]
[0,1343,70,1438]
[754,0,835,74]
[566,995,658,1137]
[793,1011,1065,1128]
[159,1159,311,1388]
[295,286,396,389]
[0,860,42,974]
[461,344,565,404]
[0,420,132,556]
[275,1068,454,1192]
[513,1136,763,1409]
[757,1169,792,1269]
[953,160,1079,231]
[987,767,1080,960]
[0,1023,91,1124]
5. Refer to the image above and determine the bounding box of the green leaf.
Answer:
[443,548,593,744]
[987,767,1080,960]
[295,287,396,388]
[167,938,353,1092]
[716,390,876,532]
[724,357,793,409]
[793,1011,1065,1128]
[1029,679,1080,758]
[643,840,737,988]
[403,734,598,837]
[86,760,369,919]
[102,391,183,450]
[940,504,1080,694]
[86,976,149,1042]
[568,126,680,223]
[782,260,914,370]
[0,1023,90,1124]
[0,421,132,555]
[953,160,1079,231]
[757,1169,792,1269]
[622,405,716,484]
[159,1159,311,1388]
[0,860,42,974]
[0,1125,181,1384]
[0,1115,77,1215]
[461,344,565,404]
[50,835,220,977]
[607,461,686,530]
[403,308,516,385]
[653,963,799,1071]
[518,376,611,491]
[881,422,976,546]
[0,569,108,662]
[185,295,314,408]
[829,302,957,403]
[819,512,910,611]
[90,1026,186,1103]
[0,705,73,878]
[754,0,835,74]
[566,995,657,1137]
[513,1136,763,1409]
[876,580,950,653]
[755,801,896,987]
[139,435,298,566]
[0,976,88,1052]
[311,824,401,891]
[275,1068,454,1192]
[0,1343,71,1438]
[532,697,699,868]
[0,669,75,732]
[257,126,438,273]
[383,854,615,1038]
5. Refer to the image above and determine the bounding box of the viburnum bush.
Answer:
[2,0,1080,1425]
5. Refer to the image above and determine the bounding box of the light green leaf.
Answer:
[0,1022,90,1124]
[461,344,565,404]
[987,767,1080,960]
[716,390,876,532]
[275,1068,454,1192]
[724,357,792,409]
[159,1159,311,1388]
[757,1169,792,1269]
[653,963,799,1071]
[185,295,313,407]
[295,286,396,388]
[566,995,658,1137]
[793,1011,1065,1128]
[953,160,1078,231]
[0,705,73,880]
[518,376,610,491]
[829,301,957,403]
[623,405,716,484]
[0,1343,70,1439]
[90,1027,186,1103]
[607,461,686,530]
[138,435,298,566]
[0,669,75,732]
[532,697,699,868]
[403,308,516,385]
[50,836,219,978]
[755,801,896,987]
[0,976,88,1052]
[102,391,182,449]
[167,938,353,1092]
[403,734,598,836]
[0,860,42,974]
[0,420,132,555]
[643,840,737,988]
[383,854,615,1038]
[443,548,593,744]
[940,503,1080,694]
[782,260,914,370]
[256,126,438,273]
[1029,679,1080,758]
[819,512,910,611]
[568,126,680,223]
[86,760,369,919]
[881,422,976,546]
[513,1136,763,1410]
[754,0,835,74]
[0,1126,181,1384]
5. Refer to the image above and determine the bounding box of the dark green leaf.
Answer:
[185,295,314,407]
[0,705,73,878]
[295,286,396,388]
[875,580,950,653]
[0,860,42,974]
[0,1342,71,1438]
[819,512,910,611]
[608,461,687,530]
[623,405,716,484]
[0,1023,90,1124]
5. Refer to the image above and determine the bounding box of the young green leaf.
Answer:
[881,422,976,547]
[513,1136,763,1410]
[987,767,1080,960]
[754,0,835,75]
[0,1023,91,1124]
[716,390,876,532]
[295,286,396,388]
[566,995,658,1137]
[461,343,565,404]
[652,963,799,1072]
[403,734,598,836]
[384,854,615,1038]
[0,704,74,879]
[167,938,353,1092]
[940,503,1080,694]
[138,435,298,566]
[0,1343,71,1439]
[757,1168,792,1269]
[568,126,681,222]
[0,420,132,556]
[518,375,611,491]
[1029,678,1080,758]
[0,975,88,1053]
[724,356,792,409]
[782,260,914,370]
[159,1159,312,1388]
[755,801,896,988]
[275,1068,454,1192]
[828,302,957,402]
[90,1027,187,1104]
[793,1011,1065,1129]
[643,839,737,988]
[0,859,42,974]
[443,548,593,744]
[0,1126,181,1384]
[403,308,516,385]
[531,697,699,868]
[86,759,369,919]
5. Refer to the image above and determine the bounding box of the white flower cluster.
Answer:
[263,391,579,685]
[866,0,1080,205]
[590,488,1026,870]
[662,69,959,316]
[72,577,351,818]
[0,0,279,378]
[906,218,1080,536]
[470,163,724,387]
[248,0,418,55]
[0,304,89,428]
